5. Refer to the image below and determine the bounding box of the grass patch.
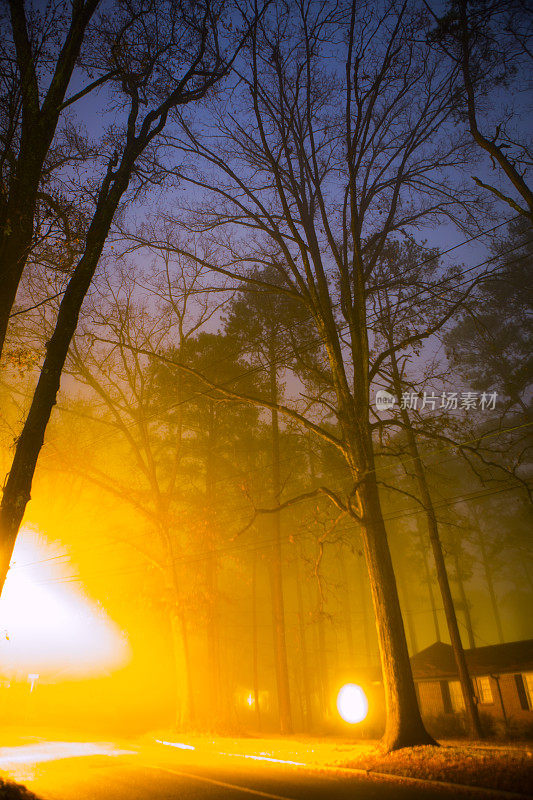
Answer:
[337,743,533,795]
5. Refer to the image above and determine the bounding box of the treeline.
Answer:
[0,0,531,748]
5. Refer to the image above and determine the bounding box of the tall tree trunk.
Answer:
[338,551,356,665]
[162,521,195,729]
[205,400,221,728]
[251,551,261,731]
[163,510,194,730]
[323,265,432,747]
[170,612,195,729]
[397,568,419,655]
[452,547,476,649]
[295,556,312,731]
[356,551,372,666]
[477,527,504,644]
[315,583,330,720]
[389,350,482,738]
[0,0,101,359]
[356,470,436,750]
[391,534,419,654]
[0,196,36,358]
[470,510,504,645]
[416,519,442,642]
[206,552,220,726]
[268,357,292,734]
[0,154,130,592]
[0,16,228,593]
[457,0,533,221]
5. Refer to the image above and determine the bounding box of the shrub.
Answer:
[502,717,533,741]
[423,712,468,738]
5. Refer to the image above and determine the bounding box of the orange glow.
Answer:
[0,741,136,785]
[0,528,131,681]
[0,741,134,767]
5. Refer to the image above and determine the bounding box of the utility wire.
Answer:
[11,417,532,572]
[32,233,531,475]
[5,225,530,570]
[30,479,530,586]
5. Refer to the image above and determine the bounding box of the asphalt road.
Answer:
[0,739,513,800]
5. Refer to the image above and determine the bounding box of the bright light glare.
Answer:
[156,740,195,751]
[219,752,305,766]
[336,683,368,723]
[0,741,134,767]
[0,528,130,680]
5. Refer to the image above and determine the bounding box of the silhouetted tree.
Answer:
[429,0,533,219]
[152,0,481,750]
[0,0,252,596]
[445,218,533,419]
[0,0,112,356]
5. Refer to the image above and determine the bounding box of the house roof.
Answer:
[410,639,533,680]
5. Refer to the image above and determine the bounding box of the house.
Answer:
[410,639,533,726]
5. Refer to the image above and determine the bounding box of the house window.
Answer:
[514,672,533,711]
[516,673,533,711]
[475,676,493,704]
[449,680,465,712]
[524,674,533,709]
[440,680,452,713]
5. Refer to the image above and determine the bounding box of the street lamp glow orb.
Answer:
[337,683,368,723]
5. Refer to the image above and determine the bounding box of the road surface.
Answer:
[0,738,514,799]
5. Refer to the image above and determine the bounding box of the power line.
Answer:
[33,231,530,476]
[12,417,532,572]
[30,478,530,586]
[6,217,525,479]
[39,397,533,562]
[5,224,530,571]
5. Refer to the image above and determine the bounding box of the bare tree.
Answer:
[428,0,533,220]
[368,237,483,737]
[0,0,252,596]
[122,0,484,750]
[55,256,244,727]
[222,269,318,734]
[0,0,110,357]
[444,218,533,421]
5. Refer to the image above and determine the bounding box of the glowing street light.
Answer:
[336,683,368,723]
[0,529,130,681]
